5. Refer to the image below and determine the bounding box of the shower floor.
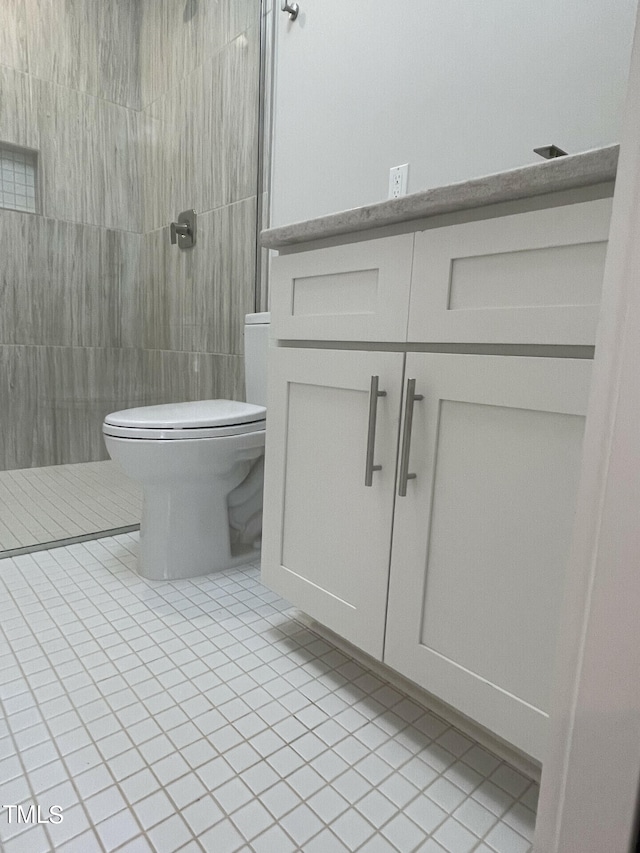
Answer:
[0,461,142,554]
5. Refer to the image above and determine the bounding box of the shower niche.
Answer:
[0,143,38,214]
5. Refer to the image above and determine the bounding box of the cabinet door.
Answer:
[384,353,591,760]
[262,347,404,658]
[409,199,611,345]
[270,234,414,342]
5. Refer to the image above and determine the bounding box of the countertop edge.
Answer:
[261,145,619,249]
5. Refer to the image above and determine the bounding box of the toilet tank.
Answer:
[244,312,270,407]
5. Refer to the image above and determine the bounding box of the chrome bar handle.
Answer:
[398,378,423,497]
[364,375,386,487]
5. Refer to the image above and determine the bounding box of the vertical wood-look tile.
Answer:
[96,100,143,231]
[139,226,184,352]
[71,227,123,349]
[117,231,145,350]
[10,216,120,349]
[155,64,201,227]
[0,0,28,73]
[36,79,97,225]
[142,349,246,407]
[198,24,260,214]
[0,213,21,345]
[2,346,40,469]
[97,0,142,109]
[25,0,99,95]
[0,66,40,150]
[42,346,141,466]
[36,78,142,230]
[191,352,246,401]
[183,196,257,356]
[221,0,260,52]
[140,109,170,232]
[14,215,71,346]
[139,0,202,110]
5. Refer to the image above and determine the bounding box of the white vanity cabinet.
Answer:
[385,353,591,760]
[408,199,611,345]
[270,234,414,342]
[262,346,591,760]
[262,347,404,659]
[262,192,611,762]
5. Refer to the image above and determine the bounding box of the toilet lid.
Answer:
[103,400,266,430]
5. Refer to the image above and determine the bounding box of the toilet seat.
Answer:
[102,399,266,441]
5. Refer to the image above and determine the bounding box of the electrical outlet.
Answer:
[389,163,409,199]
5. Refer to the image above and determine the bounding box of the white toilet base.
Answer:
[103,431,265,581]
[138,482,260,581]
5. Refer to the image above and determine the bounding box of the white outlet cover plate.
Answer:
[389,163,409,199]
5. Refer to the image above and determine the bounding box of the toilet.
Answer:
[102,313,270,581]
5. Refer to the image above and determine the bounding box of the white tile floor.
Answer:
[0,463,142,552]
[0,533,538,852]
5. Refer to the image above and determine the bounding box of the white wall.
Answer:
[270,0,637,227]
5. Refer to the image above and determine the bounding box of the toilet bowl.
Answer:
[102,313,270,581]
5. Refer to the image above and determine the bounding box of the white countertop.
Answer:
[261,145,618,249]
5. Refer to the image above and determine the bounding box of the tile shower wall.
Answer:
[137,0,260,361]
[0,0,261,470]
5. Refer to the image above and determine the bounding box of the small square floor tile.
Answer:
[146,814,193,852]
[250,824,297,853]
[279,803,324,846]
[0,533,540,853]
[454,796,498,837]
[330,808,375,851]
[355,789,397,829]
[358,834,404,852]
[308,785,350,823]
[432,817,477,853]
[332,768,372,802]
[302,828,351,853]
[378,772,420,808]
[199,817,246,853]
[484,820,531,853]
[404,793,448,834]
[231,799,273,841]
[461,745,501,777]
[182,795,224,835]
[381,813,425,851]
[132,790,174,830]
[260,781,301,820]
[85,787,127,824]
[212,778,254,814]
[489,765,531,799]
[502,801,536,841]
[426,777,468,813]
[472,780,515,817]
[287,764,324,798]
[521,783,540,812]
[96,808,141,852]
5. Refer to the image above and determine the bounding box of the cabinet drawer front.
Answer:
[385,353,592,760]
[271,234,414,341]
[409,199,612,344]
[261,347,405,659]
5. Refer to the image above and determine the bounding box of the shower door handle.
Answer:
[364,375,386,486]
[398,378,423,497]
